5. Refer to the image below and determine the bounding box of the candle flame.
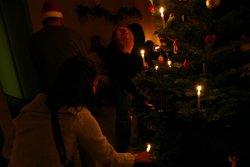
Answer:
[196,85,202,95]
[155,65,159,70]
[154,46,160,51]
[167,60,172,67]
[140,49,145,58]
[146,144,151,152]
[160,7,164,17]
[160,7,164,14]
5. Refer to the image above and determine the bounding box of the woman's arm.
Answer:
[74,107,134,167]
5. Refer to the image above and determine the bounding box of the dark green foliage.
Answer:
[131,0,250,166]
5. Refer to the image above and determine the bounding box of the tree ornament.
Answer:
[173,39,178,54]
[113,26,134,54]
[158,55,165,64]
[148,0,157,14]
[183,59,190,70]
[206,0,221,9]
[204,34,216,53]
[148,5,157,14]
[204,34,217,43]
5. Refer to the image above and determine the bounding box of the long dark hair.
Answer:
[127,23,145,50]
[46,55,100,112]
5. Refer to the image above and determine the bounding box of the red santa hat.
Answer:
[41,0,63,20]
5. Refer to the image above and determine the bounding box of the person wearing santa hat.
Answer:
[30,0,100,95]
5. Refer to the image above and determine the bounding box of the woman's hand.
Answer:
[134,151,154,164]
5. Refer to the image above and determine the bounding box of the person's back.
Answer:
[3,94,78,167]
[31,26,88,93]
[30,0,88,93]
[2,55,153,167]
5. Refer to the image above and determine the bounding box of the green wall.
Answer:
[0,9,22,99]
[0,0,39,101]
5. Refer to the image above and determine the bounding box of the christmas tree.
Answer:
[131,0,250,167]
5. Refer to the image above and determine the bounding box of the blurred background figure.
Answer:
[89,35,108,71]
[30,0,92,94]
[144,40,159,67]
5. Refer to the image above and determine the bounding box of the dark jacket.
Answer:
[30,26,88,93]
[106,41,143,97]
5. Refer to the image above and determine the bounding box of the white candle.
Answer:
[159,7,166,28]
[167,59,172,68]
[155,65,159,70]
[140,49,147,67]
[141,49,145,58]
[203,63,206,73]
[154,46,160,51]
[196,85,202,112]
[149,0,154,5]
[146,143,151,152]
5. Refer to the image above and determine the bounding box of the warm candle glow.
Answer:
[167,59,172,68]
[146,144,151,152]
[197,85,202,95]
[159,7,166,28]
[154,46,160,51]
[140,49,145,58]
[140,49,148,67]
[155,65,159,70]
[159,7,164,17]
[203,63,206,73]
[196,85,202,112]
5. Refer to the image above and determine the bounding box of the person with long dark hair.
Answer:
[2,56,153,167]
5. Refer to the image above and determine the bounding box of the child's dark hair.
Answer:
[47,55,100,112]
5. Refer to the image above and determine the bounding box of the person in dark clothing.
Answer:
[106,26,137,152]
[106,25,154,152]
[144,40,159,67]
[127,23,145,51]
[30,0,99,94]
[127,23,146,72]
[89,35,108,69]
[2,55,154,167]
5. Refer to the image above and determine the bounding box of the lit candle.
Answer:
[203,63,206,73]
[159,7,166,28]
[149,0,154,5]
[154,46,160,51]
[146,143,151,152]
[167,59,172,68]
[140,49,147,67]
[155,65,159,71]
[196,85,202,112]
[141,49,145,58]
